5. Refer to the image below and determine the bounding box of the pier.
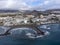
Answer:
[1,24,44,36]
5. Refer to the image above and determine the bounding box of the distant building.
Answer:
[40,15,44,18]
[26,15,35,18]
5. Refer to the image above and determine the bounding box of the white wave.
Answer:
[26,33,32,36]
[26,33,36,39]
[9,27,50,39]
[26,34,43,39]
[44,31,50,36]
[26,31,50,39]
[40,25,51,29]
[47,27,50,29]
[36,31,50,38]
[40,25,47,29]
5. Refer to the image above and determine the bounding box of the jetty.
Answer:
[0,24,44,36]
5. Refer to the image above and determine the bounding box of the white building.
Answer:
[15,17,30,24]
[32,18,48,23]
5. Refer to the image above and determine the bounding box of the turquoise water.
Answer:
[0,24,60,45]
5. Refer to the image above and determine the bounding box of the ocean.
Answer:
[0,23,60,45]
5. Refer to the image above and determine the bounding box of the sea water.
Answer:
[0,23,60,45]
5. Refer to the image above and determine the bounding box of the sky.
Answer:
[0,0,60,10]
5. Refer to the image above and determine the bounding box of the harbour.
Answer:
[0,12,59,38]
[0,23,59,45]
[0,0,60,45]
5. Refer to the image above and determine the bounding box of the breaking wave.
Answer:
[0,26,50,39]
[25,30,50,39]
[9,28,50,39]
[40,25,51,29]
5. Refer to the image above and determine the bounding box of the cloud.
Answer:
[37,0,60,10]
[0,0,32,10]
[44,1,50,5]
[6,0,31,10]
[0,0,42,10]
[0,0,60,10]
